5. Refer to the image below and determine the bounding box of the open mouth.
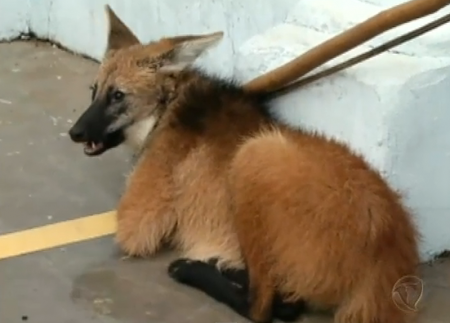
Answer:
[72,129,125,157]
[83,141,105,156]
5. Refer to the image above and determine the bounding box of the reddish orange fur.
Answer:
[229,128,420,322]
[80,6,422,323]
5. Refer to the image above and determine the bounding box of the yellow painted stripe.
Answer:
[0,211,117,260]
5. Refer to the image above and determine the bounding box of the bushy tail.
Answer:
[334,268,421,323]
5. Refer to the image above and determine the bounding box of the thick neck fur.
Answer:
[163,68,274,136]
[123,68,275,155]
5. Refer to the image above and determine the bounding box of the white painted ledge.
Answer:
[1,0,449,260]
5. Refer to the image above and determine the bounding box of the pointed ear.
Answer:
[160,31,224,72]
[105,4,140,54]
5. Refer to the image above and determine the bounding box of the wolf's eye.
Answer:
[112,90,125,102]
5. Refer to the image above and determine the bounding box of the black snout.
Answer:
[68,125,87,143]
[68,101,105,143]
[68,98,128,156]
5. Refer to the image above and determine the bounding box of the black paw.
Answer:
[221,268,249,290]
[168,258,196,282]
[274,306,303,322]
[273,299,307,322]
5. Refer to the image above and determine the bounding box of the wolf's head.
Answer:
[68,5,223,156]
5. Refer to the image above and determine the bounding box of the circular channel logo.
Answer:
[391,275,423,312]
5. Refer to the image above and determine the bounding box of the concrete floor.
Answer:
[0,41,449,323]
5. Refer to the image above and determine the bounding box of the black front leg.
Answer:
[272,296,307,322]
[219,266,306,321]
[168,258,307,322]
[168,258,254,321]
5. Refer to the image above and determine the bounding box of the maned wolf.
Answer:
[68,5,421,323]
